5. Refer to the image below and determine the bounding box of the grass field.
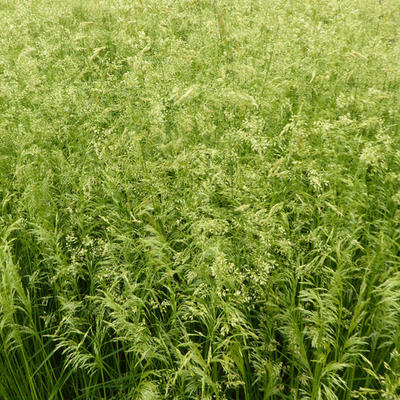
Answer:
[1,0,400,398]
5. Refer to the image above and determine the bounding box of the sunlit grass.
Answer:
[1,0,400,398]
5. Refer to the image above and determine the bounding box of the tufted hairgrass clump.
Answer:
[1,0,400,398]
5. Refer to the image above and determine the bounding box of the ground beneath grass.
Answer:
[1,0,400,399]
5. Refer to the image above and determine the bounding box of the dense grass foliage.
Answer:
[1,0,400,398]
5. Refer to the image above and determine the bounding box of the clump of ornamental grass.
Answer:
[1,0,400,399]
